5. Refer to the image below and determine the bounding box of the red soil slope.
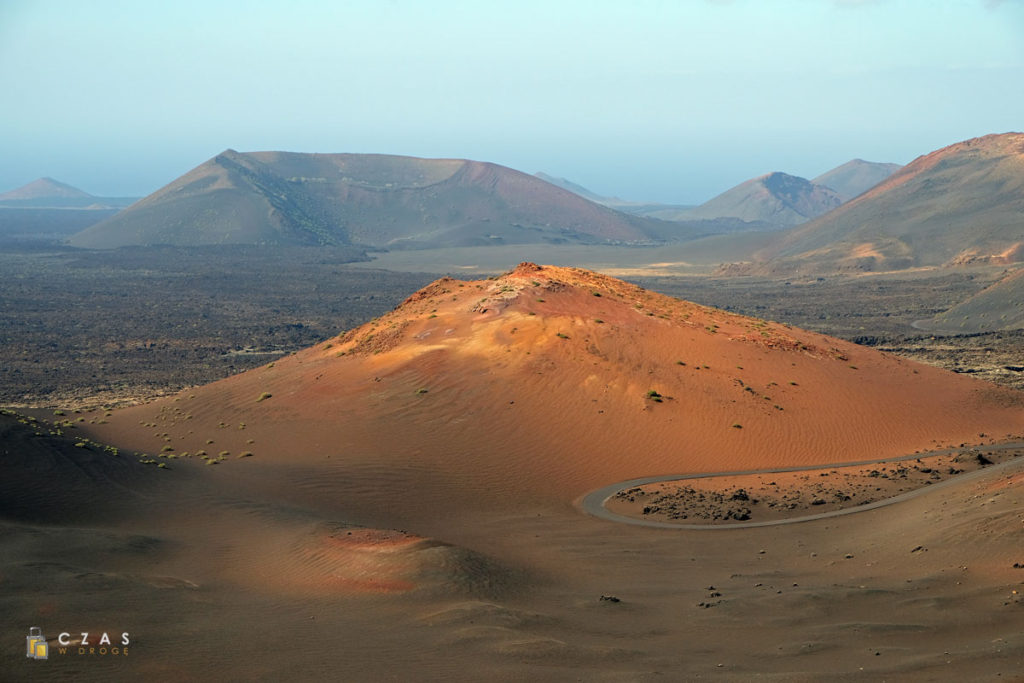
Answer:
[88,264,1024,515]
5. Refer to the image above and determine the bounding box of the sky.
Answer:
[1,0,1022,204]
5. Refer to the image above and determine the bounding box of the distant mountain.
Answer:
[0,177,136,243]
[658,172,842,228]
[812,160,902,201]
[754,132,1024,272]
[0,177,92,201]
[533,172,613,203]
[0,177,137,209]
[69,151,694,249]
[533,171,697,218]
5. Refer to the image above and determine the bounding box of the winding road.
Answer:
[579,441,1024,530]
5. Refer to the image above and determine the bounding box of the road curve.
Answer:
[579,442,1024,530]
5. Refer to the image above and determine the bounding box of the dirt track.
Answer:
[580,441,1024,529]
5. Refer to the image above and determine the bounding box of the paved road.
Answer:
[579,442,1024,530]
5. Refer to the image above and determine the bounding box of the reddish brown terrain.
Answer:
[86,263,1024,485]
[605,446,1024,525]
[3,264,1024,681]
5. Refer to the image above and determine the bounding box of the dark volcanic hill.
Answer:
[924,267,1024,333]
[68,151,691,249]
[657,172,843,228]
[756,133,1024,272]
[812,159,902,201]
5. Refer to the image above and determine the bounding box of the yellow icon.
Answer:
[26,627,48,660]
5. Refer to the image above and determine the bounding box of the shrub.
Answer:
[732,423,742,429]
[256,392,272,402]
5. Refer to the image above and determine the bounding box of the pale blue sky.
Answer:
[1,0,1022,203]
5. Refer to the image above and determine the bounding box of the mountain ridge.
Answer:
[752,132,1024,272]
[657,171,843,227]
[812,159,902,201]
[68,151,695,249]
